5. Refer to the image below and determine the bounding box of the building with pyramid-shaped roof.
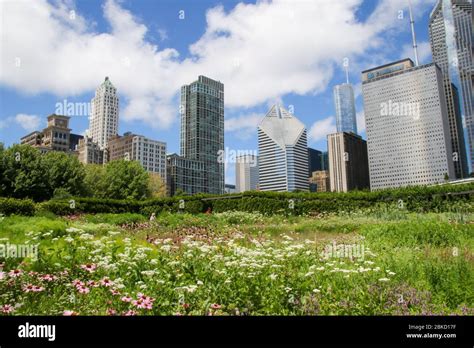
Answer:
[258,105,308,192]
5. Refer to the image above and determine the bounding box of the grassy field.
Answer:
[0,208,473,315]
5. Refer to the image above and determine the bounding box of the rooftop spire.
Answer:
[408,0,419,66]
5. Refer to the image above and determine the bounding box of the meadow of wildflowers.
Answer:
[0,209,472,316]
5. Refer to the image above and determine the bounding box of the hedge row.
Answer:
[1,183,473,216]
[0,197,35,216]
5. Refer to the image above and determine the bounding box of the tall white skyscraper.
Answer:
[258,105,308,192]
[89,77,119,149]
[235,154,259,192]
[334,83,358,134]
[362,59,455,189]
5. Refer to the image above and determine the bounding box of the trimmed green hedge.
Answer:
[1,183,473,216]
[0,197,35,216]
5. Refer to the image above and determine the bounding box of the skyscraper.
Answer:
[258,105,308,192]
[166,153,205,196]
[180,76,224,194]
[361,59,455,189]
[327,132,369,192]
[235,154,259,192]
[334,83,358,134]
[89,77,119,149]
[308,147,322,176]
[108,132,167,179]
[429,0,472,176]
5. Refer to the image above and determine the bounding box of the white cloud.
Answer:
[15,114,42,132]
[157,29,168,42]
[225,113,263,139]
[0,0,437,132]
[308,116,336,143]
[0,114,42,133]
[400,41,432,64]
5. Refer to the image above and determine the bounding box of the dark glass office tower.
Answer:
[180,76,224,194]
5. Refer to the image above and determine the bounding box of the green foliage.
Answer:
[362,219,471,247]
[0,211,472,315]
[84,213,146,225]
[0,197,35,216]
[97,160,150,200]
[83,164,106,197]
[0,145,85,201]
[0,145,49,201]
[42,151,86,197]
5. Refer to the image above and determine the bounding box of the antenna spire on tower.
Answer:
[408,0,419,66]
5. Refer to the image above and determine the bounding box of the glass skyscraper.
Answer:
[333,83,357,134]
[180,76,224,194]
[429,0,472,176]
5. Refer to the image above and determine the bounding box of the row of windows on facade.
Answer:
[53,132,68,139]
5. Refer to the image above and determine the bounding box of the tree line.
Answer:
[0,144,166,201]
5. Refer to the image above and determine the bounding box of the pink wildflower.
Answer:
[87,280,99,288]
[63,310,78,316]
[77,285,90,294]
[22,284,35,293]
[8,269,22,278]
[1,304,14,314]
[80,264,97,273]
[121,295,132,303]
[72,279,83,287]
[100,277,113,287]
[40,274,57,282]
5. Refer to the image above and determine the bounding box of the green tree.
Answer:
[148,172,167,198]
[42,151,86,197]
[83,164,106,197]
[1,144,49,201]
[100,160,150,200]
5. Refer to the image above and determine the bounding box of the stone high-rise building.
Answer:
[309,170,330,192]
[89,77,119,149]
[20,114,83,154]
[77,137,105,165]
[108,132,167,179]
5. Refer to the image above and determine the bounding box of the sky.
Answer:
[0,0,438,185]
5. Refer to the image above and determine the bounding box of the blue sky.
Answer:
[0,0,438,184]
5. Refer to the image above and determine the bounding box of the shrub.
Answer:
[0,197,35,216]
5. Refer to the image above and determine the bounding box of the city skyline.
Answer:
[0,0,445,185]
